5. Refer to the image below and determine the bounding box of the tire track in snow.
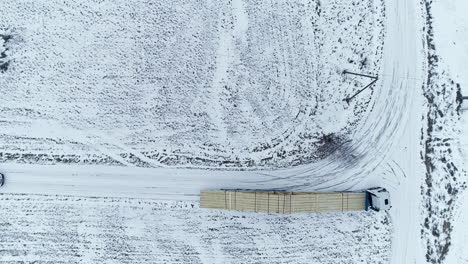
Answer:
[0,0,408,201]
[256,1,417,192]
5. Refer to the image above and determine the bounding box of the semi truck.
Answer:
[200,187,390,214]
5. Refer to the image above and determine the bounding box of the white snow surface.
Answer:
[431,0,468,263]
[431,0,468,95]
[0,0,396,262]
[1,0,466,263]
[0,194,391,264]
[0,0,384,168]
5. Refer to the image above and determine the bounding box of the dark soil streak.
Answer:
[420,1,466,263]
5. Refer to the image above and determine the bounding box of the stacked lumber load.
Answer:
[200,190,367,214]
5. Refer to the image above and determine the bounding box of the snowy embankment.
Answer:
[0,0,384,169]
[0,194,390,264]
[425,0,468,263]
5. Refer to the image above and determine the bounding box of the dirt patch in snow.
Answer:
[0,31,12,73]
[420,1,467,263]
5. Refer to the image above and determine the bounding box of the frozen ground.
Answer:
[0,0,394,262]
[0,0,385,168]
[0,194,391,264]
[0,0,466,263]
[427,0,468,263]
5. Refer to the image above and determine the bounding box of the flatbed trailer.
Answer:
[200,190,370,214]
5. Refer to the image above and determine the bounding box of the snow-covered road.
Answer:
[0,163,277,200]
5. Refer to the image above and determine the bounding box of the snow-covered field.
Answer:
[0,194,391,264]
[0,0,466,263]
[0,0,395,262]
[0,0,384,168]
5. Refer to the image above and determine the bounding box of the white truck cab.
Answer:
[366,187,391,211]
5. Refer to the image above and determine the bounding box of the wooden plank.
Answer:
[235,191,256,212]
[199,190,367,213]
[342,193,365,211]
[346,193,366,211]
[255,192,269,213]
[278,193,285,214]
[284,193,292,214]
[291,193,317,213]
[317,193,342,212]
[269,193,280,213]
[225,191,236,210]
[200,190,225,209]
